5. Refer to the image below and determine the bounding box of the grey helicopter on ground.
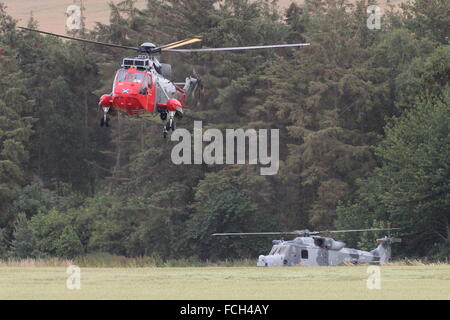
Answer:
[213,228,401,267]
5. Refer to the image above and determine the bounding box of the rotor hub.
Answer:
[140,42,157,54]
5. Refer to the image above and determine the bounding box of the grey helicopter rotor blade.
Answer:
[213,229,315,236]
[19,27,140,51]
[316,228,401,234]
[213,232,300,237]
[162,43,310,53]
[213,228,400,237]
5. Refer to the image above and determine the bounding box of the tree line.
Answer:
[0,0,448,261]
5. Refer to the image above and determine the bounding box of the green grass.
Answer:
[0,266,449,300]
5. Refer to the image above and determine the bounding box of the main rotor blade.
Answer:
[213,228,400,237]
[163,43,310,53]
[158,35,203,51]
[317,228,401,234]
[19,27,140,51]
[213,232,299,237]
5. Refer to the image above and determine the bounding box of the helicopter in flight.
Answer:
[19,27,310,138]
[213,228,401,267]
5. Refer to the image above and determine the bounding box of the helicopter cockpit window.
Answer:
[115,72,146,83]
[314,238,325,248]
[280,247,288,254]
[270,246,282,255]
[125,73,135,82]
[115,72,127,82]
[269,246,288,255]
[133,73,145,83]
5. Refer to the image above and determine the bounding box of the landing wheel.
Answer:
[101,107,111,128]
[160,112,167,121]
[100,116,110,128]
[163,119,176,138]
[167,119,176,131]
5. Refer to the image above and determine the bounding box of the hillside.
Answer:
[4,0,406,34]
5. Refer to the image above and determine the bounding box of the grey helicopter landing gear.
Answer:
[163,111,176,138]
[100,107,110,127]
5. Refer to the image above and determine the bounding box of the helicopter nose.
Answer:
[120,85,140,95]
[257,255,269,267]
[113,95,142,110]
[257,254,285,267]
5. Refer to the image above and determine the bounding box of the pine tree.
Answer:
[56,226,84,259]
[10,213,37,258]
[401,0,450,45]
[0,228,8,258]
[0,53,34,226]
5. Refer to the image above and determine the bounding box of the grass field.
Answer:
[0,265,449,300]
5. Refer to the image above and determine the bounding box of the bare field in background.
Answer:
[280,0,406,7]
[2,0,146,33]
[0,265,449,299]
[3,0,406,34]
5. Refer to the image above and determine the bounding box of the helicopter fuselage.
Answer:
[256,236,396,267]
[99,57,186,115]
[98,56,199,136]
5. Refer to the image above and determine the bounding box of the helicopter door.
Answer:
[147,74,153,93]
[289,246,301,265]
[140,73,150,95]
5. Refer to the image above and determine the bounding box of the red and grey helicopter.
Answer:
[20,27,310,137]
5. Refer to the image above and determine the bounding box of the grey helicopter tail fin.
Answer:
[370,236,402,264]
[185,69,203,106]
[174,76,202,107]
[183,76,200,102]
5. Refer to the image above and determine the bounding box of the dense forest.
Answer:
[0,0,448,262]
